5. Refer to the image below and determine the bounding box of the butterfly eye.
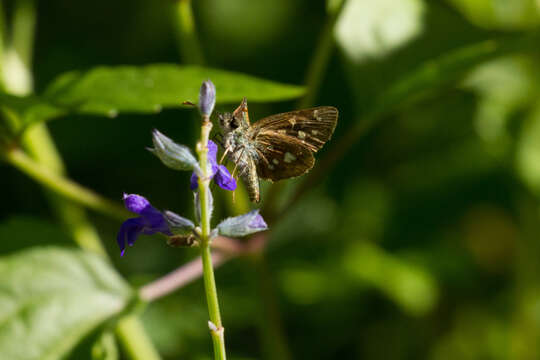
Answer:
[229,116,240,130]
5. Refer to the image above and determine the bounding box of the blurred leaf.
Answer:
[0,247,134,360]
[517,101,540,194]
[141,294,207,358]
[91,332,118,360]
[430,308,509,360]
[343,242,438,315]
[279,265,335,305]
[0,93,66,132]
[41,65,304,119]
[464,55,539,149]
[0,65,304,130]
[448,0,540,30]
[335,0,425,62]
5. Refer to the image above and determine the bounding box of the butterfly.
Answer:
[218,98,338,202]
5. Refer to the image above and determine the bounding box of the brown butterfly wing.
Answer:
[253,131,315,181]
[251,106,338,152]
[249,106,337,181]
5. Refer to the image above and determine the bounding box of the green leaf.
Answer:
[0,247,134,360]
[0,93,66,131]
[448,0,540,30]
[517,101,540,194]
[42,64,305,117]
[343,242,438,316]
[335,0,425,62]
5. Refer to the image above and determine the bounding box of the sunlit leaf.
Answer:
[42,64,305,117]
[517,102,540,194]
[464,56,538,150]
[448,0,540,30]
[335,0,425,62]
[343,242,438,315]
[0,247,134,360]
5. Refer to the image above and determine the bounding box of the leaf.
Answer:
[517,101,540,195]
[448,0,540,30]
[0,93,66,131]
[42,64,305,118]
[0,247,134,360]
[335,0,425,62]
[463,55,538,147]
[343,242,438,316]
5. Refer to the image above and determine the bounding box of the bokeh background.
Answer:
[2,0,540,359]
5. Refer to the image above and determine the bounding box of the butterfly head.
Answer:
[218,97,249,134]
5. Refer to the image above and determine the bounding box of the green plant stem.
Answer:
[3,146,130,220]
[197,117,227,360]
[174,0,205,64]
[116,316,162,360]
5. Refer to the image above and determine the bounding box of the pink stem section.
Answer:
[138,234,268,302]
[140,252,228,301]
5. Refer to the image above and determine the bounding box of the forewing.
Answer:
[251,106,338,152]
[254,131,315,181]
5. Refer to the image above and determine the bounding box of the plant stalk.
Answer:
[174,0,205,64]
[197,116,227,360]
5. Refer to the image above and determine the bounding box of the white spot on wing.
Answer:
[312,130,319,135]
[289,116,297,127]
[284,152,296,163]
[298,130,306,139]
[272,159,279,165]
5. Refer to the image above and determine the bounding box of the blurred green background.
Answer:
[2,0,540,359]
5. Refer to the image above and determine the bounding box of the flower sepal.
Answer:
[216,210,268,238]
[164,210,195,235]
[149,129,199,172]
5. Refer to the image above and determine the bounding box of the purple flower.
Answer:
[117,194,172,256]
[190,140,236,191]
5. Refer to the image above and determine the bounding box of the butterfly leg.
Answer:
[219,146,231,164]
[212,133,225,147]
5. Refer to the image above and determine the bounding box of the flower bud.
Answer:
[199,80,216,116]
[216,210,268,237]
[149,129,199,171]
[163,210,195,235]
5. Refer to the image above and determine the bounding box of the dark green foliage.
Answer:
[2,0,540,359]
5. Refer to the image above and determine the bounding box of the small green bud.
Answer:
[216,210,268,238]
[149,129,199,171]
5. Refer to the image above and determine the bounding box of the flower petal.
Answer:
[123,194,151,215]
[190,172,199,190]
[214,165,237,191]
[207,140,218,168]
[117,217,144,256]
